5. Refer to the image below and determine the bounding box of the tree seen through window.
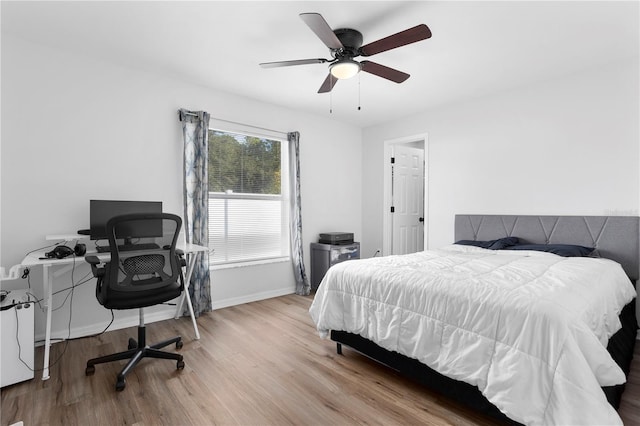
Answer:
[208,130,281,195]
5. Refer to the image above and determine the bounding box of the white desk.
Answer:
[21,242,209,380]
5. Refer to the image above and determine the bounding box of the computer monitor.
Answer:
[90,200,163,241]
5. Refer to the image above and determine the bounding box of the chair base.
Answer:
[86,325,184,391]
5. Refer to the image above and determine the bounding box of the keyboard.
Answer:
[95,243,160,253]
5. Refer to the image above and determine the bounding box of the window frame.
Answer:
[207,124,290,268]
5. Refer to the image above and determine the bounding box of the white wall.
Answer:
[362,60,640,255]
[2,34,637,344]
[0,35,362,341]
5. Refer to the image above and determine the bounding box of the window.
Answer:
[208,129,290,265]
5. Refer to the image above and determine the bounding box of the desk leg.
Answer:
[174,253,201,340]
[174,256,193,319]
[42,264,52,381]
[174,253,196,319]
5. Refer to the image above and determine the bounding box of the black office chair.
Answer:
[85,213,186,391]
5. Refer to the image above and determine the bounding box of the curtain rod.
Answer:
[210,117,288,137]
[180,110,289,137]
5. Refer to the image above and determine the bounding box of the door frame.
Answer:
[382,133,429,256]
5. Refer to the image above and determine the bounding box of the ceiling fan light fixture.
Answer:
[329,59,361,79]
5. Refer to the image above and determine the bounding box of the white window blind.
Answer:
[208,129,290,265]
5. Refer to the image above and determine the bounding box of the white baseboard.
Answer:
[211,287,295,311]
[35,308,177,344]
[36,288,296,344]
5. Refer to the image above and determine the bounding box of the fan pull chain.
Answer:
[358,73,361,111]
[329,75,333,114]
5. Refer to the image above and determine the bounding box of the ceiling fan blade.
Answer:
[260,58,329,68]
[360,24,432,57]
[360,61,410,83]
[300,13,344,50]
[317,74,338,93]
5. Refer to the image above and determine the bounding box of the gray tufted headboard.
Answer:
[455,215,640,281]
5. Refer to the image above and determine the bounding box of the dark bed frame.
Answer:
[330,215,639,424]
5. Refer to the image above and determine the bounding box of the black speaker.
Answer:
[46,243,86,259]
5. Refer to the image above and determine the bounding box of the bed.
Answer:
[309,215,638,425]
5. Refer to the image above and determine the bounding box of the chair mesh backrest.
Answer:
[123,254,165,275]
[105,213,182,291]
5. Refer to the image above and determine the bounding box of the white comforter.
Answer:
[309,245,636,425]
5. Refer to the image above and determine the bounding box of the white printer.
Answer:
[0,289,34,387]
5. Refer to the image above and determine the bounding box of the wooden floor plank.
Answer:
[1,294,638,425]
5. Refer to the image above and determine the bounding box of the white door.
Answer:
[391,145,424,255]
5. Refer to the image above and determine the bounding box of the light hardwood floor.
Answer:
[1,294,639,425]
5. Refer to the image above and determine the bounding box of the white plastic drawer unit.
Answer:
[0,289,35,387]
[310,242,360,291]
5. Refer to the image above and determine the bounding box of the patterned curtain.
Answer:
[288,131,310,295]
[178,109,212,316]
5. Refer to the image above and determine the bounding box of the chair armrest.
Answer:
[85,255,101,265]
[84,255,105,278]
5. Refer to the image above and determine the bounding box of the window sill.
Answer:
[211,257,290,270]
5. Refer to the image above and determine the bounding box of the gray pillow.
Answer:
[504,243,594,257]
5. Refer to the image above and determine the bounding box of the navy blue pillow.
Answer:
[505,244,594,257]
[455,237,519,250]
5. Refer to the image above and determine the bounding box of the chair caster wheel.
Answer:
[116,378,126,391]
[177,360,185,370]
[128,338,137,350]
[85,365,95,376]
[176,340,183,350]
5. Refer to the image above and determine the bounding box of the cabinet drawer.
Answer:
[330,245,360,263]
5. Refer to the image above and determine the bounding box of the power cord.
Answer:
[23,242,60,259]
[13,305,32,371]
[14,300,115,373]
[21,241,62,289]
[25,270,92,313]
[12,247,106,373]
[13,253,79,372]
[34,310,115,345]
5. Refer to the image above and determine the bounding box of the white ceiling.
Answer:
[2,1,639,128]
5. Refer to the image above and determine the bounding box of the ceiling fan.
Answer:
[260,13,432,93]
